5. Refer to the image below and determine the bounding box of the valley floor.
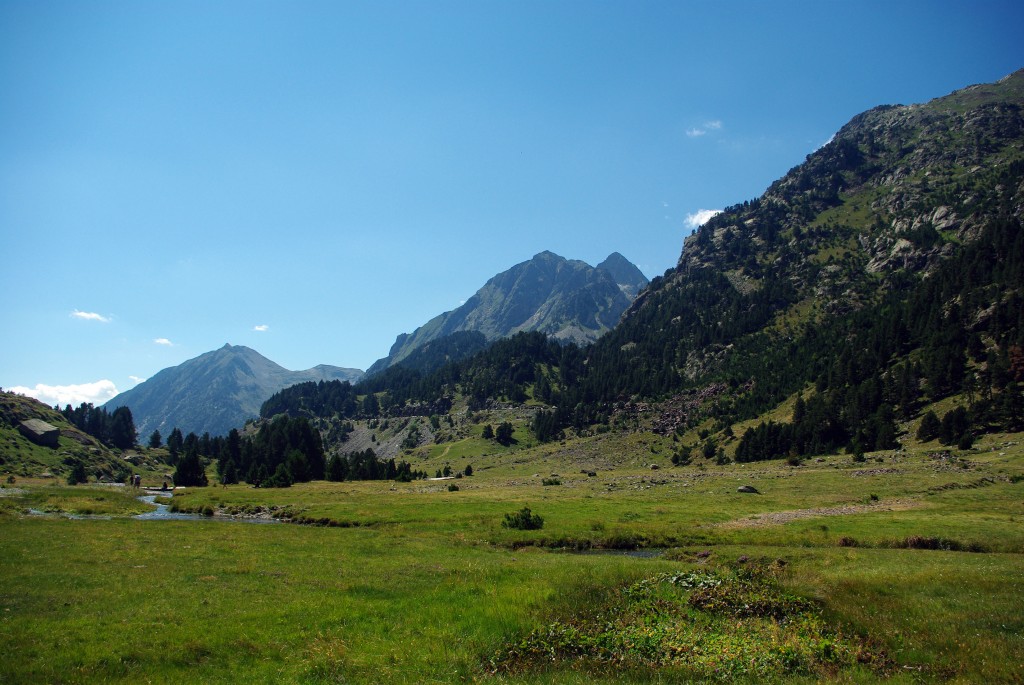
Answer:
[1,431,1022,683]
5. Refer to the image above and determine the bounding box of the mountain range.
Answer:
[259,68,1023,461]
[366,250,648,375]
[106,251,647,437]
[104,344,364,437]
[106,70,1024,448]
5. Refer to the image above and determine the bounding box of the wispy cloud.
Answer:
[71,309,110,323]
[685,209,723,230]
[686,120,724,138]
[9,380,119,407]
[253,324,270,332]
[128,375,146,384]
[153,338,173,346]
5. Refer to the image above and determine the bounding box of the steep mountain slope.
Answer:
[104,344,364,437]
[566,69,1023,435]
[367,251,647,375]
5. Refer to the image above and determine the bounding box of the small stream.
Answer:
[134,494,209,521]
[134,492,279,524]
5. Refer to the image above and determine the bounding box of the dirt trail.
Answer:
[717,499,920,528]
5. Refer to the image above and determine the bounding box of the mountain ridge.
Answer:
[367,250,648,375]
[104,344,364,437]
[263,69,1024,461]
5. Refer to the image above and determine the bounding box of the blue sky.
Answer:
[2,0,1022,407]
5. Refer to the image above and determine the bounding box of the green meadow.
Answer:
[1,431,1022,683]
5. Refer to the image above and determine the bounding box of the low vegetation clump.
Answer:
[502,506,544,530]
[490,563,887,680]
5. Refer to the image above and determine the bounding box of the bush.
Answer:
[916,410,941,442]
[263,463,293,488]
[502,506,544,530]
[447,484,460,492]
[542,478,561,486]
[66,460,88,485]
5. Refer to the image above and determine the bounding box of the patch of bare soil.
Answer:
[718,499,920,528]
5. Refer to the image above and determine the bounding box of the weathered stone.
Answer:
[18,419,59,448]
[737,485,760,494]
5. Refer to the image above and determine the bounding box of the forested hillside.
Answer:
[260,71,1023,464]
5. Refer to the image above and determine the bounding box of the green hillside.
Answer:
[0,391,133,483]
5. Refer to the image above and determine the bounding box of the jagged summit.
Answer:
[367,250,647,375]
[598,252,650,299]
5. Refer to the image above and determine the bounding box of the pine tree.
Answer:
[916,411,941,442]
[173,448,208,487]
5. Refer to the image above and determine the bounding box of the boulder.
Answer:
[737,485,760,494]
[18,419,60,448]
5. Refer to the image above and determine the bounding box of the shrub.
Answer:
[502,506,544,530]
[671,447,692,466]
[447,484,460,492]
[66,460,88,485]
[542,478,561,486]
[263,463,293,488]
[916,410,941,442]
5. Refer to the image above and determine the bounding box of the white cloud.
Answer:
[128,375,146,384]
[153,338,173,346]
[684,209,723,230]
[71,310,110,323]
[253,324,270,332]
[9,380,119,407]
[686,120,724,138]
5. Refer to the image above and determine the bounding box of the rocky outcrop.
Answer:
[18,419,59,448]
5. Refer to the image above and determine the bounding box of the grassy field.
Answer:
[1,430,1022,683]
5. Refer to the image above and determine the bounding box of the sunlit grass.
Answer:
[1,430,1021,682]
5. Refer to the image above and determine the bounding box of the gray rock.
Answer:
[18,419,59,448]
[737,485,760,494]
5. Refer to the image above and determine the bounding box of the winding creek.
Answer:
[134,491,279,524]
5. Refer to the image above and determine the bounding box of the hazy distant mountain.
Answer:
[104,344,364,437]
[367,251,648,375]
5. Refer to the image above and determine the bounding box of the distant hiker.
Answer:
[161,480,168,491]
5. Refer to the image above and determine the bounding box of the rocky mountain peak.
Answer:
[367,250,648,375]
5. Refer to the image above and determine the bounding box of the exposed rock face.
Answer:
[18,419,59,448]
[368,250,648,374]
